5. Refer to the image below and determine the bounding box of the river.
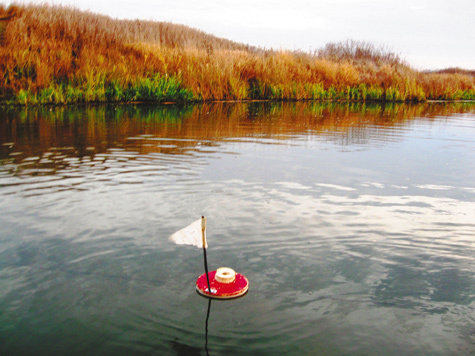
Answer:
[0,102,474,355]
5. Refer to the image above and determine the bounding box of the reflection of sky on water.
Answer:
[199,178,474,354]
[0,103,474,355]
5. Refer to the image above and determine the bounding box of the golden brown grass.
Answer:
[1,4,474,104]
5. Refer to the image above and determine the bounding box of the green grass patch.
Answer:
[13,74,194,105]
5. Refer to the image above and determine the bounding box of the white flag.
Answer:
[169,217,207,248]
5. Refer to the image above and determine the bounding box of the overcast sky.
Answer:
[6,0,475,70]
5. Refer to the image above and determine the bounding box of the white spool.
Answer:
[215,267,236,284]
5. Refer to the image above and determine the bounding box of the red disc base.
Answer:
[196,270,249,299]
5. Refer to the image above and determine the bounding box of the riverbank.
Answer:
[1,4,474,105]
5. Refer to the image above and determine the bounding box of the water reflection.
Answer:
[1,101,472,200]
[2,102,474,175]
[0,102,474,355]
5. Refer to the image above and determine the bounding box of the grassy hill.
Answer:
[1,4,474,105]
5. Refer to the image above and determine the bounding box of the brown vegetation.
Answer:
[0,4,474,104]
[428,68,475,77]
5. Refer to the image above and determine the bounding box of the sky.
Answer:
[5,0,475,70]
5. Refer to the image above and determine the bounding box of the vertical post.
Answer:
[201,216,212,293]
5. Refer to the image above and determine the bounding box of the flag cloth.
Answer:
[169,218,207,248]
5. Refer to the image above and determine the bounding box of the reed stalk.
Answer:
[1,4,474,106]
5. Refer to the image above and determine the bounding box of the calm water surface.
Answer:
[0,102,474,355]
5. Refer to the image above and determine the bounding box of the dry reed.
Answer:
[0,4,474,105]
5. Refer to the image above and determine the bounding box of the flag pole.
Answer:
[201,216,212,293]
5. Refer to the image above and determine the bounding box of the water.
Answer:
[0,102,474,355]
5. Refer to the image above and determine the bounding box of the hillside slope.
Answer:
[1,4,474,104]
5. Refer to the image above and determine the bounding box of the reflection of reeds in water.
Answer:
[1,5,474,104]
[1,102,474,169]
[1,102,474,180]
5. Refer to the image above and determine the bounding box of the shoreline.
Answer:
[1,5,474,106]
[2,98,475,109]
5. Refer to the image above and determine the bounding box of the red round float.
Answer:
[196,267,249,299]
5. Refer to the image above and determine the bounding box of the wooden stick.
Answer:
[201,216,212,293]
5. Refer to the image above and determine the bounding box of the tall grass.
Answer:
[0,4,474,105]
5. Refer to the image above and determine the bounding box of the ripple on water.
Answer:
[1,105,474,355]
